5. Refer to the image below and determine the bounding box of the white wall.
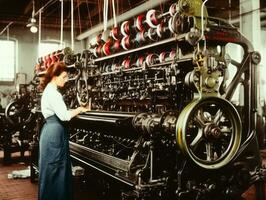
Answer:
[259,29,266,101]
[0,27,85,94]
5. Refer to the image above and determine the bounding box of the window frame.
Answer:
[38,40,64,58]
[0,38,17,84]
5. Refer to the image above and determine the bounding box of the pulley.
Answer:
[176,97,242,169]
[110,26,120,40]
[5,100,33,126]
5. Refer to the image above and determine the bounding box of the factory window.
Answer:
[0,39,16,82]
[39,41,62,57]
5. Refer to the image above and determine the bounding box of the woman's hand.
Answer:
[71,98,91,118]
[79,97,91,114]
[78,105,90,114]
[71,104,91,118]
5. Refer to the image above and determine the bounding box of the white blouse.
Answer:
[41,82,72,121]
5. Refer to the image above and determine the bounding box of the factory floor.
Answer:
[0,150,100,200]
[0,151,37,200]
[0,150,265,200]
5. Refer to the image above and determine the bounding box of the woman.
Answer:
[38,62,89,200]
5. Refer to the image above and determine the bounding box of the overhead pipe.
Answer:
[34,0,57,16]
[0,22,13,36]
[76,0,169,40]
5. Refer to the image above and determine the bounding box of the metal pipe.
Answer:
[0,22,13,36]
[34,0,57,16]
[71,0,74,50]
[76,115,122,123]
[150,145,154,181]
[94,36,179,63]
[7,26,9,40]
[201,0,208,39]
[60,0,64,48]
[38,9,42,56]
[84,111,136,118]
[76,0,169,40]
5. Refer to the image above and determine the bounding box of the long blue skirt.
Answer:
[38,115,73,200]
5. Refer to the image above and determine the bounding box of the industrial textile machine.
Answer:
[67,0,266,198]
[4,0,266,199]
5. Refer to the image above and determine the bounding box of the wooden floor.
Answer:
[0,151,37,200]
[0,150,265,200]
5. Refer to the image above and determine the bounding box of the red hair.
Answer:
[39,62,67,90]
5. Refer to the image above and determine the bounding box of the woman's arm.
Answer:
[49,91,90,121]
[70,106,89,118]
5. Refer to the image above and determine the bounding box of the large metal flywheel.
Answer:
[5,100,33,126]
[176,97,242,169]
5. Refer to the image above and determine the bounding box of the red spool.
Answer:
[169,50,176,59]
[151,13,159,26]
[122,58,131,69]
[42,57,47,69]
[145,53,157,66]
[50,52,57,64]
[156,22,165,38]
[103,42,111,56]
[121,36,131,50]
[102,39,120,56]
[110,26,120,40]
[121,21,130,36]
[146,10,159,28]
[93,45,103,57]
[113,40,121,52]
[136,14,146,31]
[159,52,167,63]
[46,55,52,68]
[136,56,145,67]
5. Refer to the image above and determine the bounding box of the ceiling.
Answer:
[0,0,266,37]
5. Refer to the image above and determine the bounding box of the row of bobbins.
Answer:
[34,47,73,73]
[90,3,191,58]
[101,49,176,73]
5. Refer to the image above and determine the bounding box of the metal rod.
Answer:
[60,0,64,48]
[224,54,250,100]
[71,0,74,50]
[229,0,232,23]
[35,0,57,16]
[84,111,136,118]
[150,146,154,181]
[76,115,121,123]
[0,22,13,36]
[38,9,42,56]
[7,27,9,40]
[112,0,117,27]
[94,36,183,63]
[201,0,208,39]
